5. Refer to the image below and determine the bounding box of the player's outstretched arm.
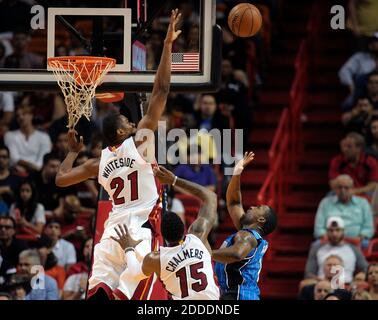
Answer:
[226,151,255,230]
[137,9,182,132]
[212,230,257,264]
[153,166,217,243]
[55,130,99,187]
[111,224,160,279]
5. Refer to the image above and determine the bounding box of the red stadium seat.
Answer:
[175,193,202,208]
[366,238,378,261]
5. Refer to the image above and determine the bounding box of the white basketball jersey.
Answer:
[98,137,159,213]
[160,234,220,300]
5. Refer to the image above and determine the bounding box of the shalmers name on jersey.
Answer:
[137,304,171,318]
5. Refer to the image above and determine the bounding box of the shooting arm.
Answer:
[175,177,218,241]
[226,173,245,230]
[212,231,257,264]
[137,10,181,132]
[55,154,99,187]
[137,41,172,132]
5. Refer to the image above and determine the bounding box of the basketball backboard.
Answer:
[0,0,221,93]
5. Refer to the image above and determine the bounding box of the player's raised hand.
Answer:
[233,151,255,175]
[111,224,142,250]
[165,9,182,43]
[153,166,175,185]
[67,129,84,153]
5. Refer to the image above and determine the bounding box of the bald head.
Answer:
[334,174,353,203]
[314,280,332,300]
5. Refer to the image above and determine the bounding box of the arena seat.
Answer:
[175,193,202,208]
[366,238,378,261]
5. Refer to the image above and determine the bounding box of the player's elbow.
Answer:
[55,174,68,187]
[232,249,247,261]
[205,191,217,207]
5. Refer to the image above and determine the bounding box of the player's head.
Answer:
[161,211,185,245]
[102,111,137,146]
[240,205,277,236]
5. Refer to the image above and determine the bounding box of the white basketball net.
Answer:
[48,57,115,129]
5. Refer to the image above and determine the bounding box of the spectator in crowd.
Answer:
[58,195,91,250]
[339,33,378,93]
[20,92,66,130]
[195,94,229,131]
[350,271,369,292]
[367,262,378,300]
[0,91,15,136]
[43,220,76,271]
[329,133,378,195]
[0,145,21,210]
[299,255,344,300]
[313,280,332,301]
[306,217,369,284]
[348,1,378,38]
[9,180,45,235]
[315,175,374,240]
[4,105,52,174]
[4,274,29,300]
[366,116,378,159]
[66,238,92,278]
[62,238,93,300]
[0,217,28,278]
[185,24,200,52]
[52,132,69,161]
[361,70,378,110]
[352,290,373,300]
[3,30,43,69]
[36,234,66,296]
[49,113,98,147]
[32,153,75,218]
[174,145,217,192]
[221,25,247,71]
[217,59,249,132]
[17,249,59,300]
[342,97,376,134]
[343,71,378,113]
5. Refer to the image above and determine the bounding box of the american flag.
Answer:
[171,53,200,71]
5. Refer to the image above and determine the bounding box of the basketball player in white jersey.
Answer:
[55,10,182,300]
[111,166,220,300]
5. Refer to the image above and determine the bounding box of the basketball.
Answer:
[228,3,262,38]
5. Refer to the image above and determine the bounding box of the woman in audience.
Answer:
[367,262,378,300]
[9,180,46,235]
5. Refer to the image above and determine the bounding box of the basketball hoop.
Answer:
[48,56,116,129]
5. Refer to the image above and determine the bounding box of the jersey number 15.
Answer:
[175,262,208,298]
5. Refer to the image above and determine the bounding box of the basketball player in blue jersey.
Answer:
[213,152,277,300]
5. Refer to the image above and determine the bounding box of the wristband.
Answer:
[172,176,178,186]
[125,247,135,253]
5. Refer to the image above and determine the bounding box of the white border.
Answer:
[47,8,131,72]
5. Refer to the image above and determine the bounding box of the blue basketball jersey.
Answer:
[214,229,268,300]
